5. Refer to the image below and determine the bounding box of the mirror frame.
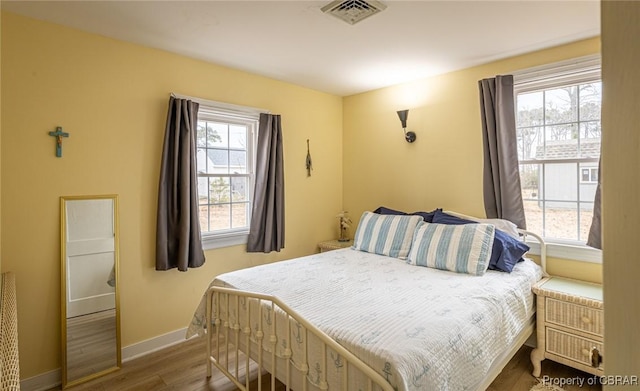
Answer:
[60,194,121,388]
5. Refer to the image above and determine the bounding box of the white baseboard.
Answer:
[20,327,190,391]
[122,327,190,362]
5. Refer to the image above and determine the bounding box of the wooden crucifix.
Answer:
[48,126,69,157]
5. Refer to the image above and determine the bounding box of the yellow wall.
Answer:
[0,12,343,379]
[546,257,601,284]
[0,11,2,270]
[343,37,602,283]
[601,1,640,387]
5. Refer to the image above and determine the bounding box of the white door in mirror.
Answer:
[65,198,116,317]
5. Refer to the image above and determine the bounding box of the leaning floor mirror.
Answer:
[61,195,121,388]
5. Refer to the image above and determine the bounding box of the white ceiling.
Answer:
[1,1,600,96]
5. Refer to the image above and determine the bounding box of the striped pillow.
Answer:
[408,222,495,276]
[352,212,423,259]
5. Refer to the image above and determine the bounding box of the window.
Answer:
[195,102,259,249]
[515,56,601,246]
[580,167,598,184]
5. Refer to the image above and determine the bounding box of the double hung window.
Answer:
[515,56,601,249]
[195,103,259,249]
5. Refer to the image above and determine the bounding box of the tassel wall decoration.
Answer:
[306,139,313,177]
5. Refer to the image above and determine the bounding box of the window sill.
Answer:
[202,232,248,251]
[525,240,602,264]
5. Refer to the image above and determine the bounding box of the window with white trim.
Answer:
[195,102,259,250]
[580,167,598,184]
[515,56,601,245]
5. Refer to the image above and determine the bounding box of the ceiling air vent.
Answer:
[321,0,387,25]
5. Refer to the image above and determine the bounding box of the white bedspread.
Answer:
[188,248,542,391]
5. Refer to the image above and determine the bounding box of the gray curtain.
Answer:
[156,97,205,271]
[587,159,602,249]
[479,75,527,229]
[247,113,285,253]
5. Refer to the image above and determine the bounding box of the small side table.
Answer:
[531,276,604,377]
[318,239,352,253]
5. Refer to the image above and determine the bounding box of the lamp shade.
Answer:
[397,110,409,128]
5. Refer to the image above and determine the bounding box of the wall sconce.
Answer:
[396,109,416,143]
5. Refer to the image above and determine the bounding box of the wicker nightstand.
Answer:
[318,239,352,253]
[531,276,604,377]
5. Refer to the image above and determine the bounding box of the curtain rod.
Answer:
[170,92,269,114]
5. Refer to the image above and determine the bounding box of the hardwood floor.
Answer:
[486,346,602,391]
[51,337,601,391]
[66,309,118,382]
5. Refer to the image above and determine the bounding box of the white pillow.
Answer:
[408,222,495,276]
[352,212,423,260]
[444,210,520,239]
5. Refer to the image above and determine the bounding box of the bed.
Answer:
[187,212,547,391]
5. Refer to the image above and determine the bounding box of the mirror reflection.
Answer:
[61,195,121,388]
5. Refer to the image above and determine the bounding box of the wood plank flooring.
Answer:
[50,337,601,391]
[66,309,118,382]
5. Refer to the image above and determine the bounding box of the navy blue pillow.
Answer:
[412,209,440,223]
[373,206,439,223]
[373,206,406,216]
[431,210,529,273]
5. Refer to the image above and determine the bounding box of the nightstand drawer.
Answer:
[546,298,603,336]
[546,327,604,369]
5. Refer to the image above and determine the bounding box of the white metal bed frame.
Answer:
[204,229,547,391]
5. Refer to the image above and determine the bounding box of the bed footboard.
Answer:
[205,286,393,391]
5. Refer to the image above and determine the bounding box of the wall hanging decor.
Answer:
[306,139,313,177]
[49,126,70,157]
